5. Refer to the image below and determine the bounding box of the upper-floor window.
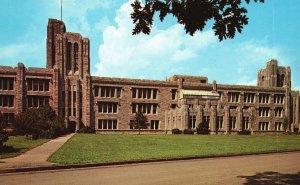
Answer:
[74,43,79,71]
[0,77,14,90]
[171,89,177,100]
[132,88,158,99]
[27,79,49,91]
[97,101,118,114]
[0,95,14,107]
[259,93,270,104]
[274,94,285,104]
[67,42,72,72]
[132,103,158,114]
[94,86,121,98]
[259,107,270,117]
[228,92,240,103]
[275,107,283,117]
[27,96,49,108]
[244,93,255,103]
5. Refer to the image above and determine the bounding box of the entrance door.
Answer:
[68,121,76,133]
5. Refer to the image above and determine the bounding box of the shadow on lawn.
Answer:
[238,171,300,185]
[0,145,21,153]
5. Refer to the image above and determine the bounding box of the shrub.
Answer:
[77,126,95,134]
[237,130,251,135]
[196,122,210,135]
[172,128,182,134]
[0,112,9,147]
[183,129,194,135]
[13,106,66,139]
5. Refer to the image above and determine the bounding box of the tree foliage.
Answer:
[131,0,264,41]
[0,112,9,147]
[13,106,66,139]
[196,122,210,134]
[130,111,149,135]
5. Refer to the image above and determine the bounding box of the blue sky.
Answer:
[0,0,299,90]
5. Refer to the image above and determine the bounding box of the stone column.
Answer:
[210,106,217,134]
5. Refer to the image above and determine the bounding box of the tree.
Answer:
[13,106,66,139]
[130,111,149,135]
[0,112,9,147]
[196,122,210,134]
[283,116,289,133]
[131,0,264,41]
[249,107,256,135]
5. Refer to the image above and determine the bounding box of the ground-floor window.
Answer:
[150,120,159,130]
[188,116,196,129]
[230,116,236,129]
[217,116,223,129]
[242,117,249,130]
[259,122,269,131]
[1,113,14,125]
[275,122,283,131]
[98,119,117,130]
[27,96,49,108]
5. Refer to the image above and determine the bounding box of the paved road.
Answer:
[1,152,300,185]
[0,134,74,169]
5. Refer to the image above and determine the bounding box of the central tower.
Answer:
[46,19,92,131]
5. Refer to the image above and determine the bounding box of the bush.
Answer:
[183,129,194,135]
[172,128,182,134]
[0,112,9,147]
[196,122,210,135]
[237,130,251,135]
[77,126,95,134]
[13,106,66,139]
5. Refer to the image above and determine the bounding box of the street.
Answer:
[1,152,300,185]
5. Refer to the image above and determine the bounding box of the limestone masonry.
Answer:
[0,19,299,134]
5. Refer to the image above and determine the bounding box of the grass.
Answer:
[48,134,300,164]
[0,136,49,159]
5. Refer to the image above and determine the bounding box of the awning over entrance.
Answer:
[179,89,220,99]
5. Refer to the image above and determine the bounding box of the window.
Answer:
[74,43,78,71]
[98,102,118,113]
[0,95,14,107]
[203,116,210,125]
[2,113,14,125]
[94,86,121,98]
[132,88,158,99]
[98,119,117,130]
[27,79,50,91]
[67,42,71,72]
[275,107,283,117]
[0,77,14,90]
[242,117,249,130]
[228,92,240,103]
[150,120,159,130]
[244,93,255,103]
[27,96,49,108]
[217,116,223,129]
[188,115,196,129]
[274,94,284,104]
[259,122,269,131]
[230,116,236,130]
[259,93,270,104]
[275,122,283,131]
[171,89,177,100]
[259,107,270,117]
[132,103,158,114]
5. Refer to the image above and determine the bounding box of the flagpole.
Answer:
[61,0,62,21]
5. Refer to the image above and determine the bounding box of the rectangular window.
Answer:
[150,120,159,130]
[228,92,240,103]
[242,117,249,130]
[230,116,236,130]
[275,107,283,117]
[98,119,117,130]
[0,95,14,107]
[259,107,270,117]
[259,122,269,131]
[131,103,158,114]
[33,79,39,91]
[188,115,196,129]
[259,93,270,104]
[217,116,223,129]
[96,86,121,98]
[275,122,282,131]
[274,94,285,104]
[132,88,158,99]
[98,102,118,114]
[203,116,210,125]
[244,93,255,103]
[27,96,49,108]
[171,89,177,100]
[132,88,137,98]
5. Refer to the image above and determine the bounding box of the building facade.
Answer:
[0,19,299,134]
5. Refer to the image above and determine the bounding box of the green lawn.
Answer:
[48,134,300,164]
[0,136,49,159]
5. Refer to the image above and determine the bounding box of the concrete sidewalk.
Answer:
[0,133,74,169]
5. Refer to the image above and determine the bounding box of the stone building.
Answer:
[0,19,299,134]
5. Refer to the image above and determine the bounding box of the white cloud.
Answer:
[95,1,217,79]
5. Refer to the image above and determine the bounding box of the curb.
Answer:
[1,150,300,175]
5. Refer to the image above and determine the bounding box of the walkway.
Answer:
[0,134,74,169]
